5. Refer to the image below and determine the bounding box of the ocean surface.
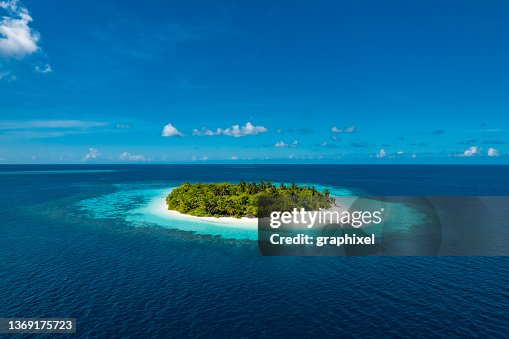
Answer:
[0,165,508,337]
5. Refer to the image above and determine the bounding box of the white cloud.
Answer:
[320,141,328,147]
[222,122,267,137]
[481,129,503,133]
[161,123,184,137]
[34,63,52,73]
[462,146,479,157]
[0,0,40,59]
[119,151,145,161]
[331,126,355,133]
[0,119,108,129]
[0,70,14,81]
[115,123,130,129]
[83,147,99,161]
[274,139,298,148]
[396,151,404,155]
[487,148,499,157]
[376,149,386,158]
[192,127,222,136]
[275,128,283,134]
[411,153,417,159]
[191,155,208,161]
[230,156,238,160]
[192,122,267,137]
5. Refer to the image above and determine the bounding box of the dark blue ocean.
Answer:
[1,165,508,338]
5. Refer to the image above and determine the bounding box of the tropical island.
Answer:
[166,181,333,218]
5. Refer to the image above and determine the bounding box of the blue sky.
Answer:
[0,0,508,163]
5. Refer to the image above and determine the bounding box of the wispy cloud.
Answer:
[192,127,222,136]
[318,141,339,148]
[348,140,370,148]
[0,120,108,129]
[119,151,146,161]
[161,123,185,137]
[193,122,267,137]
[34,63,52,73]
[482,140,505,145]
[458,139,477,145]
[274,140,298,147]
[0,70,15,81]
[83,147,99,161]
[331,126,355,133]
[0,119,110,139]
[0,0,40,58]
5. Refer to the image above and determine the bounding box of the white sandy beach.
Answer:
[158,198,258,227]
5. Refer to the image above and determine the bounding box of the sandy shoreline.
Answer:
[159,198,258,227]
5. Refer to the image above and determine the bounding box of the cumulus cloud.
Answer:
[83,147,99,161]
[119,152,145,161]
[0,0,40,59]
[487,148,499,157]
[161,123,184,137]
[453,146,502,157]
[375,149,386,158]
[193,122,267,137]
[331,126,355,133]
[222,122,267,137]
[462,146,479,157]
[115,123,130,129]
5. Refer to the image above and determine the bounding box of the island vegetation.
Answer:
[166,181,333,218]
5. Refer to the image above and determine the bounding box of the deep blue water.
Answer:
[0,165,508,337]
